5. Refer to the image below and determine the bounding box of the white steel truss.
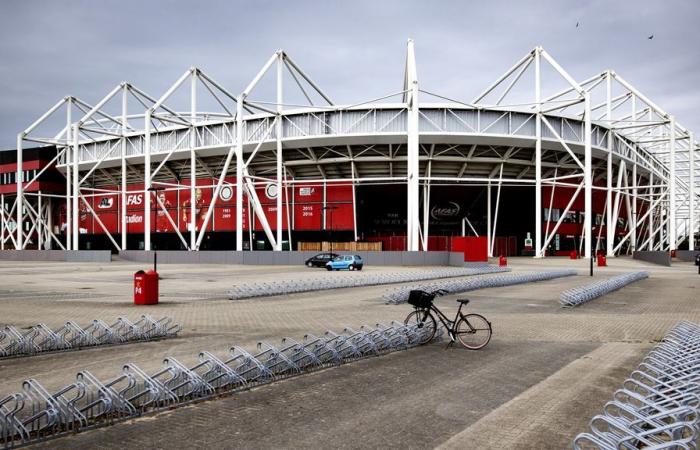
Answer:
[11,41,698,256]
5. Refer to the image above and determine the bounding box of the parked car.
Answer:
[326,255,364,271]
[695,253,700,266]
[305,252,339,268]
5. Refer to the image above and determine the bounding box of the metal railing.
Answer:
[0,321,441,448]
[573,321,700,449]
[0,316,181,359]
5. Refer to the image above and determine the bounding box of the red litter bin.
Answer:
[597,255,607,267]
[499,255,507,266]
[569,250,578,260]
[134,269,159,305]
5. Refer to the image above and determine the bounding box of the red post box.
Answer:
[569,250,578,260]
[597,255,607,267]
[498,255,507,266]
[134,269,159,305]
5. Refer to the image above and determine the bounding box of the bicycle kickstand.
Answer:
[444,331,456,350]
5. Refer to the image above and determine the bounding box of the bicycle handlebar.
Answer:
[431,289,449,296]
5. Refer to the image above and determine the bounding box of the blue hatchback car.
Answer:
[326,255,364,271]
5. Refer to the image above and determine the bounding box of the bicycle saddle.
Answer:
[456,299,470,304]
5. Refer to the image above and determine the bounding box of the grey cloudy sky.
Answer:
[1,0,698,149]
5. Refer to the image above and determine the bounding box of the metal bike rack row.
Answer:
[0,316,181,359]
[384,270,578,304]
[573,321,700,449]
[0,321,441,448]
[227,266,510,300]
[560,272,649,308]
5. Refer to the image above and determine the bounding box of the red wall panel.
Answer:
[57,179,356,236]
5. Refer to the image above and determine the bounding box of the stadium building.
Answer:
[1,41,697,257]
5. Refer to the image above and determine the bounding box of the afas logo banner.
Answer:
[126,194,143,206]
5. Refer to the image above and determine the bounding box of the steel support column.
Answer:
[534,48,542,257]
[1,193,4,250]
[235,100,244,251]
[121,85,128,250]
[275,53,284,251]
[690,132,696,251]
[632,149,638,252]
[669,116,676,251]
[37,191,42,250]
[71,124,79,250]
[15,134,23,249]
[486,181,492,257]
[65,100,72,251]
[584,93,593,259]
[648,172,655,250]
[405,39,420,251]
[144,112,152,251]
[605,73,614,256]
[190,72,197,250]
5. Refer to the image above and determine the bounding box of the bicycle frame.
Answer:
[417,302,468,342]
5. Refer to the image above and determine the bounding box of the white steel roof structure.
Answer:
[9,40,698,257]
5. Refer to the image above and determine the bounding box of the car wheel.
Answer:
[326,266,332,271]
[357,265,363,271]
[307,262,313,267]
[349,265,355,271]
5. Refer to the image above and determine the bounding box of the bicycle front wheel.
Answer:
[456,314,492,350]
[404,310,437,345]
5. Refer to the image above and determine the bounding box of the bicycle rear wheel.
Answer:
[404,310,437,345]
[456,314,492,350]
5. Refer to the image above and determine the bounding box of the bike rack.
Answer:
[0,321,441,448]
[573,321,700,449]
[227,266,510,300]
[559,272,649,307]
[384,270,578,304]
[0,316,181,360]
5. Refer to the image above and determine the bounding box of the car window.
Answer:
[333,256,342,261]
[345,256,352,261]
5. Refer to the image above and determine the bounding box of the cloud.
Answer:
[1,0,698,149]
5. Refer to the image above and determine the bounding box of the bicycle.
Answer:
[403,289,492,349]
